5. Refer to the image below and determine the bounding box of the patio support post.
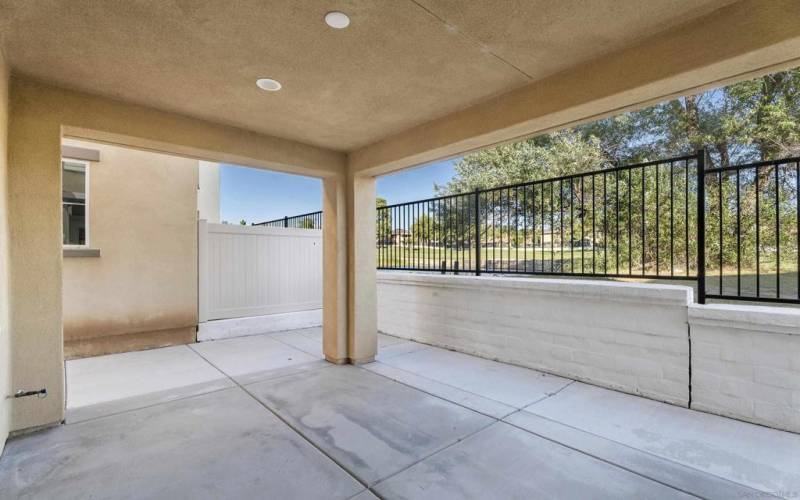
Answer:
[322,176,348,363]
[696,149,706,304]
[474,188,481,276]
[346,173,377,364]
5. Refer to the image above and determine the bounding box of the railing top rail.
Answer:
[703,156,800,174]
[253,210,323,226]
[380,191,473,210]
[379,153,699,210]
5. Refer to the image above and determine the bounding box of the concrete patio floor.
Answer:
[1,328,799,499]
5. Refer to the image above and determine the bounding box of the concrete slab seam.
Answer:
[265,331,324,358]
[363,361,522,415]
[503,411,775,498]
[186,343,372,492]
[367,419,500,492]
[64,384,236,427]
[520,380,577,411]
[500,416,712,498]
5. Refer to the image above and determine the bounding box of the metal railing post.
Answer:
[696,149,706,304]
[474,188,481,276]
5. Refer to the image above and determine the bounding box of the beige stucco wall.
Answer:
[4,0,800,437]
[6,78,348,433]
[61,139,199,358]
[0,52,11,453]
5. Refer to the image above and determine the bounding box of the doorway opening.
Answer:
[60,138,324,422]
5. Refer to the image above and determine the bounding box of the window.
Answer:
[62,159,88,245]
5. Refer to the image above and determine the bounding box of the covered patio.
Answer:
[2,1,800,499]
[2,326,798,498]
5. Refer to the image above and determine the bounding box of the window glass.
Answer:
[62,160,87,245]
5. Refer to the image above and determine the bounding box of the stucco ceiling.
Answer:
[0,0,737,152]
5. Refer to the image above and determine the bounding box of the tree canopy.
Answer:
[438,68,800,195]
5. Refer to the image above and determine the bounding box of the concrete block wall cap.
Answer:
[689,303,800,336]
[376,271,693,306]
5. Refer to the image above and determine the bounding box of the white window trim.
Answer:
[62,158,90,248]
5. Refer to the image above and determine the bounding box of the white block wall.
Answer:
[378,272,693,406]
[689,304,800,434]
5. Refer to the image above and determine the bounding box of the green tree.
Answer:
[376,196,392,245]
[439,68,800,196]
[437,129,612,194]
[411,214,437,245]
[435,68,800,275]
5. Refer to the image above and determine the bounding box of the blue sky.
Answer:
[219,164,323,224]
[220,158,460,223]
[376,157,459,204]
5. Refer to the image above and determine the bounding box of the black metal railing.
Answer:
[378,153,701,281]
[253,211,323,229]
[262,151,800,305]
[701,156,800,304]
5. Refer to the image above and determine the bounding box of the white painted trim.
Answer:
[198,219,208,323]
[197,309,322,341]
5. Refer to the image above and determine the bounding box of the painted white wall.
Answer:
[197,161,220,223]
[689,304,800,434]
[377,272,692,406]
[199,221,322,322]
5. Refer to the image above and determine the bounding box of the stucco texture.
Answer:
[0,51,11,452]
[5,78,348,433]
[61,139,198,359]
[0,0,736,151]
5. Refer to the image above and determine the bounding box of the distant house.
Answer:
[61,139,220,358]
[391,228,410,245]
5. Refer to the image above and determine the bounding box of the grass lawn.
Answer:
[377,244,799,300]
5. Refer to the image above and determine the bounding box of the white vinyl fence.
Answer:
[198,221,322,322]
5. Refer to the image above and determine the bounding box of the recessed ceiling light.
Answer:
[256,78,282,92]
[325,11,350,29]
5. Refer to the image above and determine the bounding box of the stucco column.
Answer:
[322,176,348,363]
[347,173,377,363]
[7,80,65,430]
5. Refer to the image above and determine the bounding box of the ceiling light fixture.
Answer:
[324,11,350,29]
[256,78,282,91]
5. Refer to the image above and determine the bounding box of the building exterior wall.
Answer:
[4,1,796,435]
[689,304,800,434]
[377,272,692,406]
[6,78,346,433]
[198,160,220,223]
[0,52,11,453]
[61,139,199,358]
